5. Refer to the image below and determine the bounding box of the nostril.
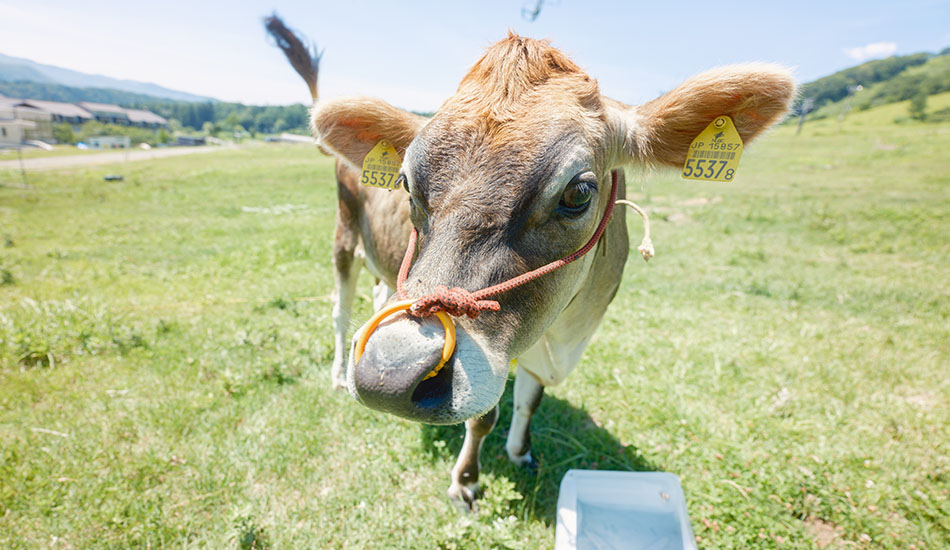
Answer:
[351,315,450,416]
[410,358,453,409]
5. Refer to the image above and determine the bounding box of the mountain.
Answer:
[796,48,950,117]
[0,62,55,84]
[0,52,213,102]
[0,80,199,106]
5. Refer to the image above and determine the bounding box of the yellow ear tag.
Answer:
[682,115,743,182]
[360,139,402,190]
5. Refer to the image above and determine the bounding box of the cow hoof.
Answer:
[507,450,537,470]
[330,362,348,391]
[447,482,479,513]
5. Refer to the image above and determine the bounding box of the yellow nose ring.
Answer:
[353,299,457,381]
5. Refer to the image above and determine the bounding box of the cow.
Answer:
[310,33,795,510]
[265,15,414,389]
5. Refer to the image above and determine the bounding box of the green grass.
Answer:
[1,107,948,549]
[805,90,950,126]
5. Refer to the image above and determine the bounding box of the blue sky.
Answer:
[1,0,948,111]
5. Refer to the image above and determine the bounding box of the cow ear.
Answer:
[310,97,427,169]
[607,63,796,168]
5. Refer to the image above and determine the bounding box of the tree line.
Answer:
[128,101,310,135]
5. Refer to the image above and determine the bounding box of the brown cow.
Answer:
[311,33,795,509]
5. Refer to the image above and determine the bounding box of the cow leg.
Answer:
[447,405,499,512]
[330,218,362,391]
[505,364,544,467]
[371,279,393,311]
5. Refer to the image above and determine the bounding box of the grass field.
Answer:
[805,90,950,126]
[1,109,948,549]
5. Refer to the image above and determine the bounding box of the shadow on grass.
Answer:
[420,377,657,524]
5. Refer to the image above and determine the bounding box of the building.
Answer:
[0,96,52,144]
[175,135,205,146]
[76,102,168,128]
[0,97,29,146]
[125,108,168,128]
[19,99,93,129]
[0,119,36,146]
[86,135,131,149]
[0,94,168,145]
[78,102,130,125]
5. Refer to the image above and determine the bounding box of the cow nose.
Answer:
[352,314,453,417]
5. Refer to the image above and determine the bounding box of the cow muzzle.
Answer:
[347,313,507,425]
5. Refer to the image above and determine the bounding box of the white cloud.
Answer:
[843,42,898,62]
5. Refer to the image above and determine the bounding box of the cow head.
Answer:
[311,34,795,424]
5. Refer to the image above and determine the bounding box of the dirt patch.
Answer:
[901,391,938,410]
[665,211,690,224]
[678,196,722,207]
[873,139,898,151]
[804,517,845,548]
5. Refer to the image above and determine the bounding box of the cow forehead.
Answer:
[402,128,601,253]
[404,34,606,182]
[400,34,613,229]
[406,118,591,205]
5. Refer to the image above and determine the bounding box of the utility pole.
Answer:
[796,97,816,135]
[837,85,863,131]
[17,146,28,188]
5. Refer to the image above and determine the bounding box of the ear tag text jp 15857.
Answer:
[682,116,743,182]
[360,140,401,190]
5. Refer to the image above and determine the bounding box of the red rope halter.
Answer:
[352,171,621,377]
[396,170,619,319]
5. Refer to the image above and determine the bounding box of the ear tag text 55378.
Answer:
[361,140,401,190]
[682,116,743,182]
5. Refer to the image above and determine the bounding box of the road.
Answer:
[0,145,229,172]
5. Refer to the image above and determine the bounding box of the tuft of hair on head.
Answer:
[263,12,323,101]
[453,33,599,122]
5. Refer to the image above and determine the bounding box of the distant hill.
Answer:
[0,80,194,106]
[0,52,212,102]
[808,54,950,122]
[0,62,55,84]
[796,47,950,118]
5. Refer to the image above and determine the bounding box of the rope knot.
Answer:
[408,285,501,319]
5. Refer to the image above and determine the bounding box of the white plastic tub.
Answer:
[554,470,697,550]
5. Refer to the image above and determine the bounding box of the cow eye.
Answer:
[397,174,409,193]
[557,172,597,217]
